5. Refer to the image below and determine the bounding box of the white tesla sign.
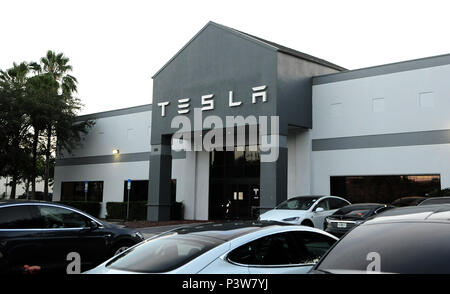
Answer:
[157,85,268,117]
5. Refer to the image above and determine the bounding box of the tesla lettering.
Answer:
[157,85,267,117]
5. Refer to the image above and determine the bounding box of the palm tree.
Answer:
[30,51,90,200]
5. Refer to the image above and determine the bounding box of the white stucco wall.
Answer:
[287,129,312,198]
[54,108,153,218]
[172,151,209,220]
[311,63,450,195]
[54,161,150,217]
[312,64,450,139]
[61,110,152,159]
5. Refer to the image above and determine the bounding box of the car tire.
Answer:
[301,219,314,227]
[110,240,135,257]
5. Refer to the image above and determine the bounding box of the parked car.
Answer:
[391,196,425,207]
[418,196,450,206]
[312,204,450,274]
[259,196,351,229]
[85,221,338,274]
[0,201,144,274]
[324,203,394,237]
[17,192,52,201]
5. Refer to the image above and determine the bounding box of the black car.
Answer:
[324,203,394,237]
[0,201,144,274]
[391,196,425,207]
[313,204,450,274]
[17,192,53,201]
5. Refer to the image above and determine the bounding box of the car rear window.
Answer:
[316,222,450,274]
[343,209,372,218]
[106,234,223,273]
[0,205,34,229]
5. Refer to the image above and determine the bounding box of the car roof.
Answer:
[365,204,450,225]
[342,203,386,208]
[169,221,294,242]
[0,200,50,207]
[393,196,425,200]
[422,196,450,201]
[287,195,342,201]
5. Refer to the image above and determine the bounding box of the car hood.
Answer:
[260,209,309,221]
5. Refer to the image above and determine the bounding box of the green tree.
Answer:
[30,51,93,200]
[1,52,93,201]
[25,73,59,199]
[0,62,33,198]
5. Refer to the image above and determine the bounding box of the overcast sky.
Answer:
[2,0,450,115]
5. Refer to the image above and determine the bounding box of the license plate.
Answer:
[337,222,347,228]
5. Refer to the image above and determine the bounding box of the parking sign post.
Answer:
[126,179,131,221]
[84,181,88,202]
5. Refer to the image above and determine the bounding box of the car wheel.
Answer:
[111,241,135,256]
[301,219,314,227]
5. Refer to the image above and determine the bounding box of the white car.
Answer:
[259,195,351,229]
[85,221,338,274]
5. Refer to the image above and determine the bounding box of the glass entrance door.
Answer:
[209,147,260,220]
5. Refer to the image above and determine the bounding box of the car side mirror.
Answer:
[315,207,325,213]
[89,220,99,230]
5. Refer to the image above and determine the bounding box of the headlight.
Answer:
[133,231,144,240]
[282,217,300,222]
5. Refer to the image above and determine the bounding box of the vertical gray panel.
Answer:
[147,137,172,221]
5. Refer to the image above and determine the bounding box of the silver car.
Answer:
[85,221,338,274]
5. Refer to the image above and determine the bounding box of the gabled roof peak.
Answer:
[152,21,346,78]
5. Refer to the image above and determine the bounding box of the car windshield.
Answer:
[316,222,450,274]
[334,208,372,219]
[106,233,223,273]
[276,197,319,210]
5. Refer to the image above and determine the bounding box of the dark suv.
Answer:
[0,201,144,274]
[313,204,450,274]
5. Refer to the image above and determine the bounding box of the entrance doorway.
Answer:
[209,146,260,220]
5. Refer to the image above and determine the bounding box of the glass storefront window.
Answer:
[330,175,441,204]
[123,180,149,202]
[61,181,104,202]
[209,146,260,220]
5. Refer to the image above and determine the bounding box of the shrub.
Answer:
[171,201,184,220]
[106,201,147,220]
[57,201,101,218]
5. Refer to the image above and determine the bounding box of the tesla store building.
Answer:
[54,22,448,220]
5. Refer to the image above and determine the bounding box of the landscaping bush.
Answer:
[171,201,184,220]
[106,201,147,220]
[57,201,101,218]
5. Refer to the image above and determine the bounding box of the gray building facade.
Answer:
[148,22,343,221]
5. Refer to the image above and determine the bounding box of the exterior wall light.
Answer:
[112,149,120,155]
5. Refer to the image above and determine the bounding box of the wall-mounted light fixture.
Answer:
[112,149,120,155]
